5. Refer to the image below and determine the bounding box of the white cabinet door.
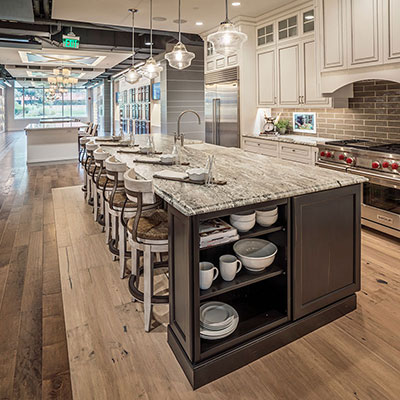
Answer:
[278,44,300,105]
[384,0,400,62]
[257,50,276,106]
[302,40,329,105]
[320,0,345,70]
[348,0,381,66]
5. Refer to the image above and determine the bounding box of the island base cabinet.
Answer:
[167,185,361,389]
[292,185,361,320]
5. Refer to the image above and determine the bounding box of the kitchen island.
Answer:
[25,121,86,163]
[103,135,367,389]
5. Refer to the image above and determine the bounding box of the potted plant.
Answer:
[275,118,291,134]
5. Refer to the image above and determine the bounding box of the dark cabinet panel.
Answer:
[292,185,361,320]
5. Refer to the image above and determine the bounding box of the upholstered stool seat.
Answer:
[127,209,168,241]
[112,191,137,209]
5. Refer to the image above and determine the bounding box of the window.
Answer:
[303,10,314,33]
[257,24,274,46]
[24,88,44,118]
[278,15,298,40]
[207,41,214,57]
[14,87,87,119]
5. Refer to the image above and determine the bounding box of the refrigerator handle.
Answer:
[212,99,216,144]
[215,98,221,145]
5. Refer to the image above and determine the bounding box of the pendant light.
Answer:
[141,0,163,79]
[207,0,247,56]
[125,8,142,84]
[165,0,195,70]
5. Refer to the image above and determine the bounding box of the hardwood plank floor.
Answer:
[0,131,81,400]
[52,187,400,399]
[1,129,400,399]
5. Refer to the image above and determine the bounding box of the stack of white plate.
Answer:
[200,301,239,340]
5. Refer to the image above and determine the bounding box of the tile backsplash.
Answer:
[271,80,400,143]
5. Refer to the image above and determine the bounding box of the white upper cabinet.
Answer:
[320,0,345,70]
[384,0,400,62]
[278,44,300,105]
[348,0,380,66]
[257,50,276,105]
[302,40,329,105]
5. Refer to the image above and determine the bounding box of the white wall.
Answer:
[5,84,90,132]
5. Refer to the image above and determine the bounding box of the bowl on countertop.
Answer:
[160,154,175,164]
[186,168,208,182]
[233,238,278,271]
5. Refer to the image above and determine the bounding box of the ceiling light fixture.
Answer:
[141,0,163,79]
[125,8,142,84]
[165,0,195,70]
[232,2,241,6]
[207,0,247,56]
[196,21,203,26]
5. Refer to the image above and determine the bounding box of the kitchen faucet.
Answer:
[176,110,201,146]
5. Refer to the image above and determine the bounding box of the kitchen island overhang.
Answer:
[104,136,366,389]
[25,121,87,163]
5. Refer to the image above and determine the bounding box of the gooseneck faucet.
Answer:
[176,110,201,146]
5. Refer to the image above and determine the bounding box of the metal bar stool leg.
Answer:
[105,202,110,244]
[143,246,153,332]
[119,215,126,279]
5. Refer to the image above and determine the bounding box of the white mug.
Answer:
[199,261,219,290]
[219,255,242,282]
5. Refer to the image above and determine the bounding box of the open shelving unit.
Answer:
[195,199,290,361]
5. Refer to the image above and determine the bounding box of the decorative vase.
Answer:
[279,127,286,134]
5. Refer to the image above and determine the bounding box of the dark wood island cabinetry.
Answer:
[168,184,362,389]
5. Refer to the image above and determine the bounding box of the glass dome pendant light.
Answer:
[165,0,195,70]
[207,0,247,56]
[125,8,142,84]
[141,0,163,80]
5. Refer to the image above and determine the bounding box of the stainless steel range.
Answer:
[316,139,400,238]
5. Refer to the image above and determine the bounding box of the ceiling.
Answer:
[52,0,296,35]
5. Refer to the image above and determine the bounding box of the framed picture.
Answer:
[293,112,316,134]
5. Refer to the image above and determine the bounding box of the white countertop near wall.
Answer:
[242,134,334,147]
[25,122,87,131]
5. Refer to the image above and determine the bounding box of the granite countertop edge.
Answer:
[242,133,332,147]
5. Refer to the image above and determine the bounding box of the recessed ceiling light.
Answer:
[153,16,167,21]
[173,18,187,24]
[196,22,203,26]
[232,2,241,6]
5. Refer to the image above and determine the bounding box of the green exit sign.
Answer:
[63,35,80,49]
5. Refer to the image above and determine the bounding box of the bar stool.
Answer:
[104,156,136,275]
[78,122,93,152]
[123,168,169,332]
[79,136,90,193]
[85,141,99,205]
[93,147,111,223]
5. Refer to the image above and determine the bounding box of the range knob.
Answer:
[382,161,390,169]
[339,154,345,161]
[392,162,399,170]
[346,157,355,165]
[326,151,332,158]
[320,151,326,157]
[372,161,380,169]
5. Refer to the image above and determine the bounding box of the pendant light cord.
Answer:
[225,0,229,22]
[129,9,137,67]
[178,0,181,43]
[150,0,153,58]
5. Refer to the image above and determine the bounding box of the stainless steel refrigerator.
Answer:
[205,68,240,147]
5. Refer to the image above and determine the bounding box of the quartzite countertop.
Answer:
[242,133,334,147]
[101,134,367,216]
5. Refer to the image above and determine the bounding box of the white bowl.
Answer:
[230,210,256,222]
[186,168,208,182]
[229,218,256,232]
[233,239,278,271]
[139,146,152,154]
[256,213,278,227]
[256,206,278,217]
[160,154,175,164]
